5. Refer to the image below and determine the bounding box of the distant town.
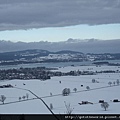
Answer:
[0,49,120,65]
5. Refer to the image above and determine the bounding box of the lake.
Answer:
[0,60,120,70]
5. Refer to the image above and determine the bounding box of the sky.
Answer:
[0,0,120,42]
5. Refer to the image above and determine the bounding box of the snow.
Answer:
[52,65,120,73]
[0,65,120,114]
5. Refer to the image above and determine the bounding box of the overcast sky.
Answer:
[0,0,120,42]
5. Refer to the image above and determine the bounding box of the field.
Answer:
[0,65,120,114]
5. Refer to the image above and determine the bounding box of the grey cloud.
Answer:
[0,39,120,53]
[0,0,120,31]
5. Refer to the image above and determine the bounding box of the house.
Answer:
[78,101,93,105]
[113,99,119,102]
[99,100,104,103]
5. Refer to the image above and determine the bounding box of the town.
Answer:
[0,49,120,66]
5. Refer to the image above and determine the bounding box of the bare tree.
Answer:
[64,101,74,114]
[0,95,6,104]
[26,93,29,99]
[50,103,53,110]
[101,102,109,111]
[50,92,52,96]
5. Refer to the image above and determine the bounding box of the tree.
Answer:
[116,79,120,85]
[19,97,21,101]
[86,86,90,90]
[73,88,77,92]
[64,101,74,114]
[50,103,53,110]
[92,79,96,83]
[59,81,61,84]
[50,92,52,96]
[101,102,109,111]
[113,81,115,85]
[108,81,112,86]
[22,96,26,100]
[0,95,6,104]
[26,93,29,99]
[62,88,71,96]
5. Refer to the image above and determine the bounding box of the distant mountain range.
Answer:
[0,38,120,53]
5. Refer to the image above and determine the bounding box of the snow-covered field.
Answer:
[0,65,120,114]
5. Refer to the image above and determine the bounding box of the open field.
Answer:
[0,65,120,114]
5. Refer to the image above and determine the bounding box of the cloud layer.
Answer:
[0,39,120,53]
[0,0,120,31]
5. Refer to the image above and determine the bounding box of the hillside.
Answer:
[0,49,120,65]
[0,49,85,65]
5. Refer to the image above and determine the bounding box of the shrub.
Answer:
[86,86,90,90]
[92,79,96,83]
[116,79,120,85]
[22,96,26,100]
[108,81,112,86]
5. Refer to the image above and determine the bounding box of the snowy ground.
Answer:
[0,65,120,114]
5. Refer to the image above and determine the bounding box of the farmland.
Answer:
[0,65,120,114]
